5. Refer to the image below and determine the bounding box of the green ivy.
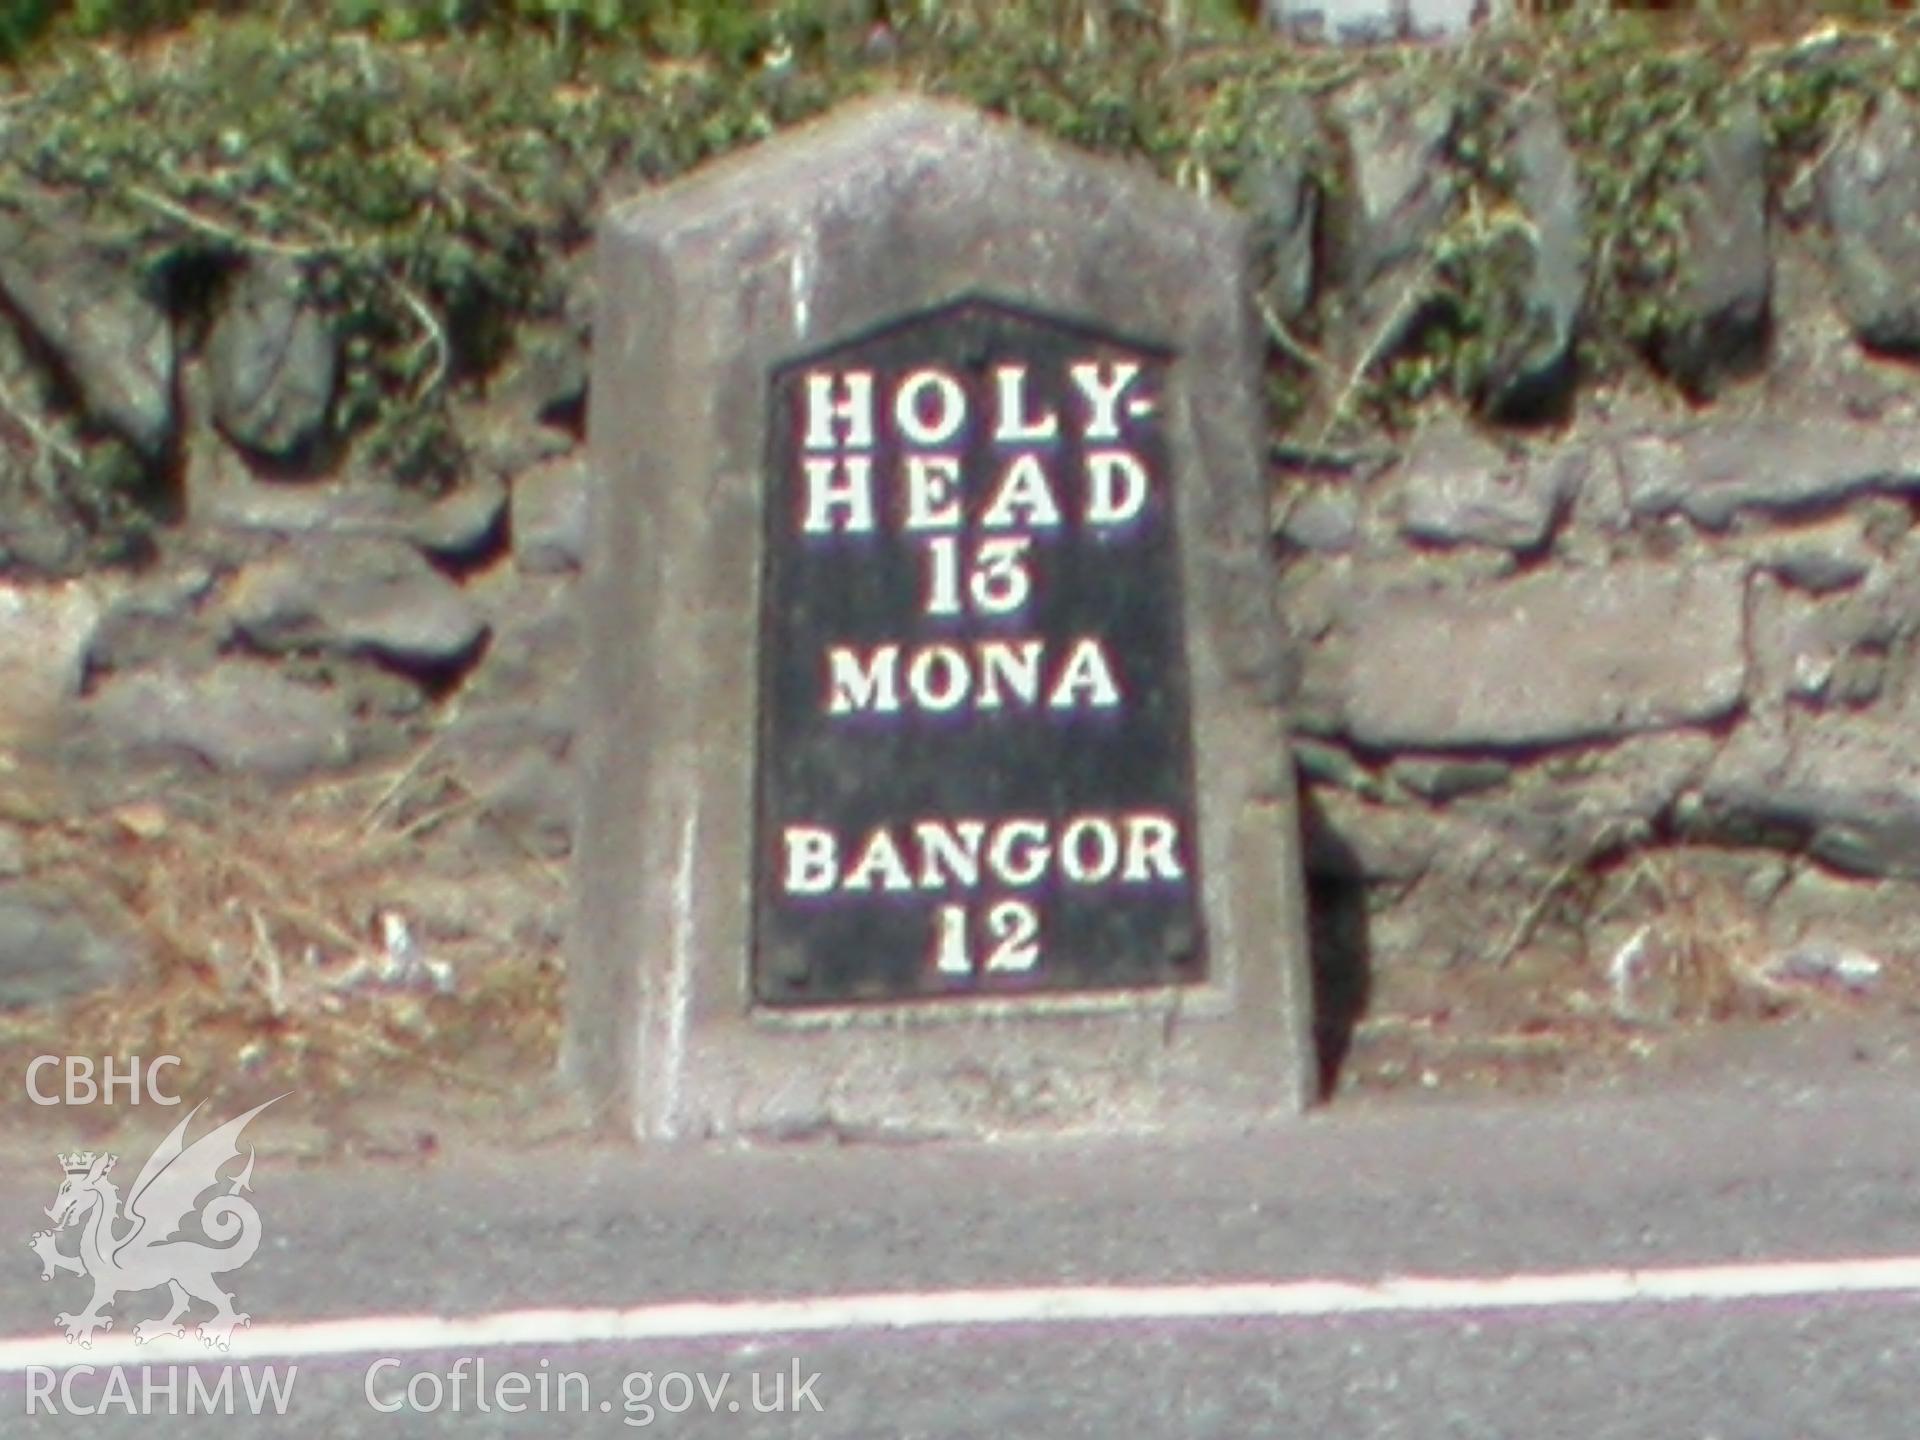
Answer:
[2,2,1920,536]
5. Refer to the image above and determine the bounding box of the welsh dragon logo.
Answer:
[27,1096,283,1351]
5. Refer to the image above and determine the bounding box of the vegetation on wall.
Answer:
[1,0,1918,536]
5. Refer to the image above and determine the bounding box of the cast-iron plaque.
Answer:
[753,297,1206,1004]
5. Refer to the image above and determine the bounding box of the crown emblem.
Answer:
[58,1152,101,1176]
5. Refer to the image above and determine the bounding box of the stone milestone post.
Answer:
[570,95,1314,1141]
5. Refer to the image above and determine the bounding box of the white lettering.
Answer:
[241,1366,298,1415]
[904,454,963,530]
[191,1367,234,1412]
[495,1373,529,1413]
[932,903,970,974]
[907,645,970,711]
[1123,813,1186,882]
[61,1366,97,1416]
[1085,449,1149,525]
[895,367,965,446]
[367,1360,402,1414]
[983,900,1041,971]
[1060,816,1121,883]
[844,830,914,892]
[825,645,900,714]
[993,364,1060,442]
[970,536,1033,614]
[1047,637,1122,709]
[101,1055,143,1106]
[25,1054,59,1105]
[922,534,963,616]
[977,638,1042,709]
[26,1054,183,1106]
[791,1361,825,1412]
[913,819,987,889]
[800,456,876,534]
[782,826,839,894]
[142,1368,178,1413]
[988,819,1051,887]
[59,1056,96,1105]
[145,1054,182,1105]
[1069,359,1144,440]
[407,1371,444,1413]
[99,1366,135,1416]
[780,813,1191,895]
[659,1372,694,1413]
[447,1359,475,1414]
[826,637,1116,715]
[803,370,875,449]
[981,453,1062,529]
[10,1363,297,1417]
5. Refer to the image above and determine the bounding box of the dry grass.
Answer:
[1336,842,1911,1098]
[1579,850,1779,1023]
[0,742,566,1140]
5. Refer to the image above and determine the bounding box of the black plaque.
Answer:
[753,297,1206,1004]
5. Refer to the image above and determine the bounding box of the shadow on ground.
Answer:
[1298,784,1372,1100]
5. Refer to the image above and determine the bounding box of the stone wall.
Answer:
[0,225,590,1010]
[1256,76,1920,1034]
[1283,408,1920,1020]
[4,58,1920,1044]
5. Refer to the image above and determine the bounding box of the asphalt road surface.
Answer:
[2,1023,1918,1437]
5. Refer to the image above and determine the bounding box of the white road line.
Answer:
[7,1256,1920,1371]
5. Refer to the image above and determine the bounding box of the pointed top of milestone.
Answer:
[608,89,1236,230]
[598,91,1244,361]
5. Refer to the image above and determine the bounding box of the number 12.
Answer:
[931,901,1040,977]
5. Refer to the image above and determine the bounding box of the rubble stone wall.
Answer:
[6,57,1920,1026]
